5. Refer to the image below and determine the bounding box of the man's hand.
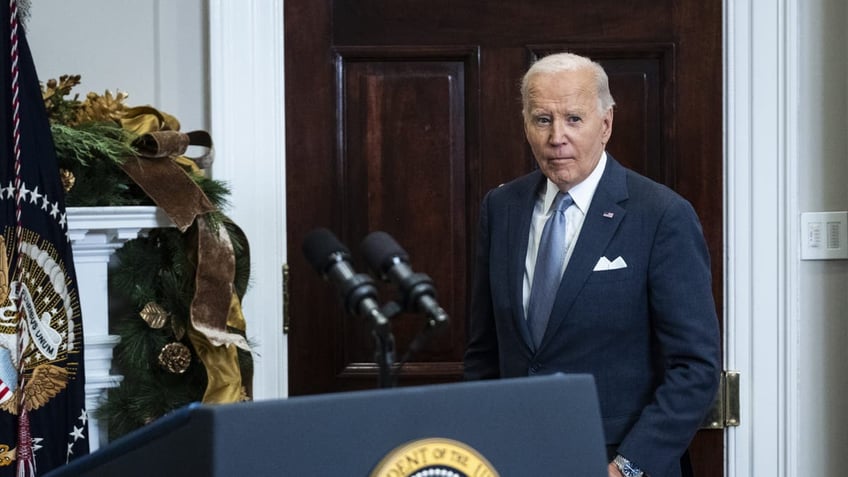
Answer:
[608,462,625,477]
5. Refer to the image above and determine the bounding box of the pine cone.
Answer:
[75,90,130,124]
[157,342,192,374]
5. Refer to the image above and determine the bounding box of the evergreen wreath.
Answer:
[42,75,253,439]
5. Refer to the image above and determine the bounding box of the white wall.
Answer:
[797,0,848,474]
[26,0,208,132]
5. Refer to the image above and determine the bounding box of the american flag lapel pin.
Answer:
[603,211,615,218]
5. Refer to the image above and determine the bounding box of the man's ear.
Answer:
[601,108,614,144]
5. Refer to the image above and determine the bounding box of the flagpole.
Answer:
[8,0,19,276]
[7,1,35,475]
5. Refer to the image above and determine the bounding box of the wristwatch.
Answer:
[614,455,644,477]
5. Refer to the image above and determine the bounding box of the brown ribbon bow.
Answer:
[119,107,250,403]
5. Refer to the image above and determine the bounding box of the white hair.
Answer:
[520,52,616,115]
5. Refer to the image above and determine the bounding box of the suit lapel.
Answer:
[507,172,544,351]
[539,158,629,349]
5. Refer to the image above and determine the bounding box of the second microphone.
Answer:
[360,231,449,327]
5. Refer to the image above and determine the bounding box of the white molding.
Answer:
[66,206,173,241]
[724,0,799,475]
[208,0,287,399]
[783,0,800,474]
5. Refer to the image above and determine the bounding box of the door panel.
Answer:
[337,48,475,387]
[286,1,723,473]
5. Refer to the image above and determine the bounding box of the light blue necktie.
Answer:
[527,192,573,348]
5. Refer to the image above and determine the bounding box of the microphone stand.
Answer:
[368,299,446,389]
[392,313,447,380]
[372,301,401,388]
[368,298,448,389]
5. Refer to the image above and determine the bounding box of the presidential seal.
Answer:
[370,438,499,477]
[0,228,82,414]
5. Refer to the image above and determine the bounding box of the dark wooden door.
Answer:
[285,1,723,475]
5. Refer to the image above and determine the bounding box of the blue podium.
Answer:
[45,373,607,476]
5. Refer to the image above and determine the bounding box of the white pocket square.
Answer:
[593,256,628,271]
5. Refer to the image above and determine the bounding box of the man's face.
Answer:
[523,68,613,191]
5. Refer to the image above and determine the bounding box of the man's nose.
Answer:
[548,120,567,145]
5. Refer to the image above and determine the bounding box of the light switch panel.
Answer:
[801,211,848,260]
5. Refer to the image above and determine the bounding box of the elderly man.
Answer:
[463,52,721,477]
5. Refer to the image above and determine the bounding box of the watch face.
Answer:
[615,456,642,477]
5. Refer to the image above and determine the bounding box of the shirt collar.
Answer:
[542,151,608,214]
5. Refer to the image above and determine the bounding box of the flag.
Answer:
[0,2,89,475]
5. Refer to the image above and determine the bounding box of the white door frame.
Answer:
[724,0,799,475]
[209,0,288,400]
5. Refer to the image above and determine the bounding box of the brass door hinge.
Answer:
[282,263,290,334]
[701,370,740,429]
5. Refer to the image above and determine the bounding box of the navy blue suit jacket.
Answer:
[464,157,721,477]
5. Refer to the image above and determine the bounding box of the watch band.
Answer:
[614,454,644,477]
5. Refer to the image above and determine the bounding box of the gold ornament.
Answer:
[74,90,130,124]
[59,169,75,192]
[41,74,81,104]
[158,342,192,374]
[140,302,169,329]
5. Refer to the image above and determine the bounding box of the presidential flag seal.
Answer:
[370,437,499,477]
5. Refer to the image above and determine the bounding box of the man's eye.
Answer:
[568,116,582,123]
[534,117,551,125]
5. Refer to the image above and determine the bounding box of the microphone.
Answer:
[302,228,389,328]
[360,231,449,327]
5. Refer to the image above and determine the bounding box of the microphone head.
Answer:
[302,228,351,274]
[360,231,409,275]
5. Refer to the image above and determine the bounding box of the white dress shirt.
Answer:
[522,152,608,317]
